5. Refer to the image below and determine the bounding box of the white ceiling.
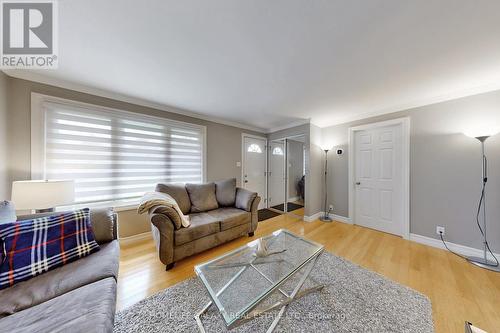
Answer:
[6,0,500,132]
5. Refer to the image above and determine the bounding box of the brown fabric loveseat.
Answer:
[145,179,260,270]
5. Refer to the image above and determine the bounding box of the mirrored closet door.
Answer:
[268,139,286,213]
[266,135,306,216]
[285,135,305,216]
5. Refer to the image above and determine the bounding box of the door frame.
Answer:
[347,117,410,239]
[241,133,268,207]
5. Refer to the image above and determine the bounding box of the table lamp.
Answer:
[11,180,75,213]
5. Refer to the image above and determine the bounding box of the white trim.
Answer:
[30,92,208,202]
[288,196,300,202]
[6,70,267,133]
[303,212,353,224]
[9,70,500,133]
[303,211,322,222]
[348,117,411,239]
[329,214,352,224]
[410,233,500,261]
[266,119,310,134]
[57,202,138,212]
[241,133,268,207]
[310,81,500,128]
[31,94,46,179]
[119,231,153,246]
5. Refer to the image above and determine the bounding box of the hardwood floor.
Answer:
[117,213,500,333]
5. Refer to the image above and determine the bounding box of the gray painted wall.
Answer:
[3,76,263,237]
[0,72,8,199]
[322,89,500,252]
[287,139,304,198]
[307,124,323,217]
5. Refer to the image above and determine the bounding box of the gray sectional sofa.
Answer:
[0,208,119,333]
[146,179,260,270]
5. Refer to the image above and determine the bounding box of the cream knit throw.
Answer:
[137,192,190,228]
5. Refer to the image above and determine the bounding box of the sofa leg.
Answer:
[165,263,175,271]
[248,232,255,237]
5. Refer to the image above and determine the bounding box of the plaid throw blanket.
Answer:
[0,208,100,290]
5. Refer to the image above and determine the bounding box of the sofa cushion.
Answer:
[155,183,191,215]
[215,178,237,206]
[0,277,116,333]
[174,213,220,246]
[0,240,119,318]
[235,188,258,212]
[0,209,100,290]
[186,183,219,213]
[207,208,251,231]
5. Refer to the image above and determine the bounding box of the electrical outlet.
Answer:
[436,226,445,236]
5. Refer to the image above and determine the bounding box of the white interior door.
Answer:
[268,140,285,210]
[354,124,403,236]
[243,136,267,209]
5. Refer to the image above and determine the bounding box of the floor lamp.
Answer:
[464,132,500,272]
[320,148,332,222]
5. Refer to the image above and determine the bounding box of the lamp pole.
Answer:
[320,149,332,222]
[466,135,500,272]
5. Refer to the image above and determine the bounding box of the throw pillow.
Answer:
[0,208,100,290]
[0,201,16,225]
[0,237,5,267]
[215,178,237,206]
[155,183,191,215]
[185,183,219,213]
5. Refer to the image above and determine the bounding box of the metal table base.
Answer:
[195,252,324,332]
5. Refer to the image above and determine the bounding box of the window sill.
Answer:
[57,201,139,213]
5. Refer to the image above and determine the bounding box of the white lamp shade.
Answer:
[463,127,500,139]
[11,180,75,210]
[320,143,334,151]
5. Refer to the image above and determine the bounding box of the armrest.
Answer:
[235,187,258,212]
[148,206,176,266]
[250,196,261,232]
[90,208,118,244]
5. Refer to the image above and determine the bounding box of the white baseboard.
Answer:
[410,233,500,261]
[303,212,352,224]
[303,212,322,222]
[119,231,152,246]
[329,214,353,224]
[288,196,300,202]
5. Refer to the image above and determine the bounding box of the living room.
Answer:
[0,1,499,332]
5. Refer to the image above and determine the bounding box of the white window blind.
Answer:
[40,101,205,206]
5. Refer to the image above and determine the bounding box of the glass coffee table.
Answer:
[194,229,324,332]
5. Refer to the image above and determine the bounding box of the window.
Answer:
[31,94,206,207]
[247,143,262,153]
[272,146,284,155]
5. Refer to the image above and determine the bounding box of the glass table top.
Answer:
[194,229,324,327]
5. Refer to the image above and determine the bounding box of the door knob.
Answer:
[244,180,248,183]
[355,182,361,185]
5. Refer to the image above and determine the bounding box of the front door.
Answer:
[243,136,267,209]
[354,124,403,236]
